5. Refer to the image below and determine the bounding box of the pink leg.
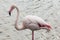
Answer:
[32,31,34,40]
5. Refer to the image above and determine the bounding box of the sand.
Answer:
[0,0,60,40]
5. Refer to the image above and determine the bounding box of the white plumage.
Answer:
[23,15,49,30]
[8,5,51,40]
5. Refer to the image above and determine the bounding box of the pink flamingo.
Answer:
[8,5,51,40]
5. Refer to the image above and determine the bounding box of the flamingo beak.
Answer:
[8,5,15,16]
[9,11,11,16]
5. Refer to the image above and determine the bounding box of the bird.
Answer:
[8,5,52,40]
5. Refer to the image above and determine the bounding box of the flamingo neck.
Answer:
[12,6,24,30]
[14,6,20,30]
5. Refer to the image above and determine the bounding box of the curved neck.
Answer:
[14,6,19,26]
[11,6,24,30]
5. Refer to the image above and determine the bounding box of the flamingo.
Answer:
[8,5,52,40]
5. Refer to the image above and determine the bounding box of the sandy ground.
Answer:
[0,0,60,40]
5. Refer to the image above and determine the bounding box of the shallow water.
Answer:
[0,0,60,40]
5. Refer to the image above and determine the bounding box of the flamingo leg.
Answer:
[32,31,34,40]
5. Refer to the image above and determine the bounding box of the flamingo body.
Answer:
[8,5,51,40]
[23,15,50,30]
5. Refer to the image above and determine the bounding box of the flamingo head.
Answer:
[8,5,15,16]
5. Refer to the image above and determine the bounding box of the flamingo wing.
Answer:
[23,15,48,30]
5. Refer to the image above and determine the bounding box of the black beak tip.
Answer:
[9,11,11,16]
